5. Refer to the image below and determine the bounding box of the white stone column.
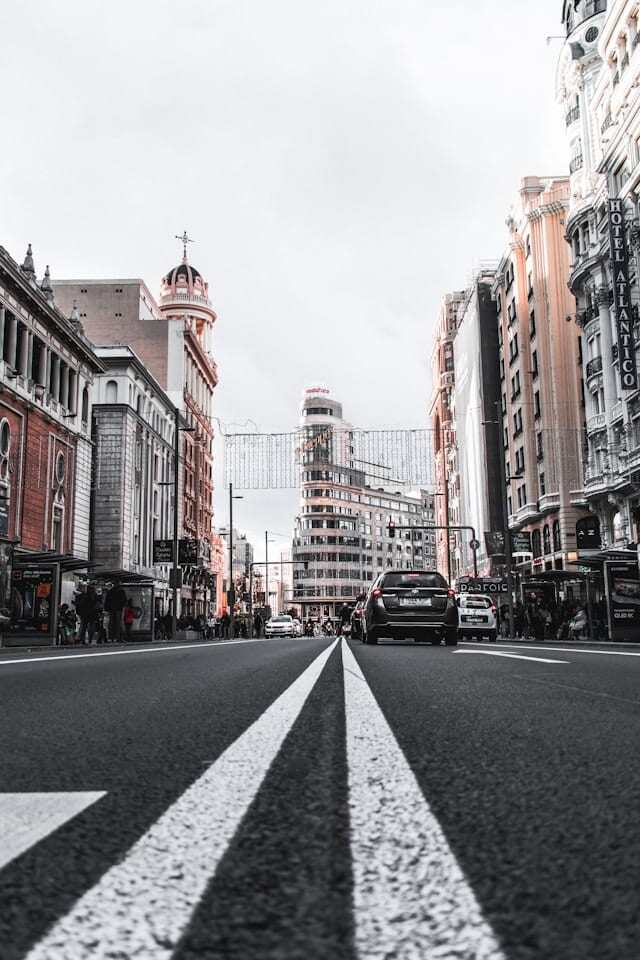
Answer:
[26,332,33,381]
[0,307,5,358]
[52,354,61,400]
[6,314,17,370]
[68,369,77,414]
[60,363,69,408]
[38,344,47,386]
[18,325,29,378]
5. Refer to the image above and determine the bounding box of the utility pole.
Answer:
[172,406,180,642]
[494,405,515,638]
[265,530,269,617]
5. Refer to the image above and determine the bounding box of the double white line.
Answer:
[25,639,505,959]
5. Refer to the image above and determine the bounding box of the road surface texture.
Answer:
[1,635,639,959]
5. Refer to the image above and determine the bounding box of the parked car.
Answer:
[362,570,458,646]
[457,594,497,642]
[264,615,296,638]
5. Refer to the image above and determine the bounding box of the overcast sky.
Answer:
[1,0,568,564]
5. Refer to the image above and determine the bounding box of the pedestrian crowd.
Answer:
[499,597,608,641]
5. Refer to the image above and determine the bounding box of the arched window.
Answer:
[552,520,561,552]
[543,524,551,555]
[81,386,89,425]
[105,380,118,404]
[532,529,542,558]
[136,394,142,416]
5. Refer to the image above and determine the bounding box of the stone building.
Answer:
[90,345,178,616]
[493,177,591,574]
[53,242,219,616]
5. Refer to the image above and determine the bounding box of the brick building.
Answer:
[0,244,103,643]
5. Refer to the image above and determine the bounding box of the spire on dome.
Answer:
[21,243,36,281]
[41,265,54,302]
[174,229,195,263]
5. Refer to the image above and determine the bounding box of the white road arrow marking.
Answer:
[454,650,569,664]
[342,639,506,959]
[0,793,106,870]
[24,639,338,960]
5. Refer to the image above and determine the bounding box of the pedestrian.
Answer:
[76,585,100,646]
[253,612,263,637]
[104,582,127,642]
[220,610,230,639]
[123,598,136,641]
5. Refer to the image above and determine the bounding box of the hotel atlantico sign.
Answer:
[608,198,638,391]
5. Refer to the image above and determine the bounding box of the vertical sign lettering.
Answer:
[608,198,638,391]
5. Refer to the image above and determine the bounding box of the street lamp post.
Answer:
[227,483,243,637]
[170,408,196,641]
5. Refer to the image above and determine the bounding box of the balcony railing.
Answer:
[586,412,606,434]
[586,355,603,378]
[565,105,580,127]
[569,153,584,174]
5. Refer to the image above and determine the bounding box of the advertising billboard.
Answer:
[604,560,640,642]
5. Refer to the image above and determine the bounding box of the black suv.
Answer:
[362,570,458,646]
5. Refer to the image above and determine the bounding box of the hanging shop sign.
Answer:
[153,539,174,564]
[458,577,508,594]
[178,539,199,565]
[608,198,638,391]
[604,559,640,642]
[511,531,532,554]
[576,516,601,551]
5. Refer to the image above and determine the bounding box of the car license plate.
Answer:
[401,598,430,606]
[463,616,485,624]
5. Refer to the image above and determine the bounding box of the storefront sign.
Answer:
[608,198,638,391]
[485,531,505,556]
[153,539,174,564]
[0,494,9,538]
[458,577,508,594]
[178,539,199,564]
[511,531,532,554]
[604,560,640,642]
[9,564,59,641]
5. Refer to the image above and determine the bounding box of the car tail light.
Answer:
[372,588,383,599]
[447,589,455,600]
[491,605,497,614]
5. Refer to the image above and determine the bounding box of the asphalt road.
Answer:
[1,635,640,959]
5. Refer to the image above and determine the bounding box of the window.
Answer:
[513,409,523,436]
[553,520,561,552]
[515,446,525,475]
[527,273,534,299]
[511,370,521,399]
[536,432,544,461]
[529,311,536,339]
[534,391,541,419]
[500,358,505,381]
[105,380,118,403]
[532,529,542,557]
[543,524,551,555]
[509,332,519,364]
[81,386,89,425]
[531,350,539,378]
[51,505,64,552]
[539,471,546,496]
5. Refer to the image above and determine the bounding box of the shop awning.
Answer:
[14,549,98,572]
[91,568,155,585]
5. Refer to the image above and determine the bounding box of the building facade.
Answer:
[0,244,103,643]
[493,177,591,574]
[429,291,466,580]
[90,346,178,615]
[452,270,503,578]
[292,388,436,620]
[53,249,219,616]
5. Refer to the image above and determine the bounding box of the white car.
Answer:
[457,594,497,642]
[264,615,296,638]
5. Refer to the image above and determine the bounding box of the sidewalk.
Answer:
[0,638,227,660]
[477,637,640,650]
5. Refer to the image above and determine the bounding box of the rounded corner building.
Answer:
[292,388,436,622]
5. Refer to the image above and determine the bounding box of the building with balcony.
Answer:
[557,0,640,547]
[493,177,591,575]
[429,290,466,580]
[53,244,219,616]
[292,388,436,620]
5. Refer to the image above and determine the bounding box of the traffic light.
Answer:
[388,521,395,538]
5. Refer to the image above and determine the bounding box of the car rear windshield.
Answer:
[381,573,448,589]
[272,616,292,622]
[462,597,492,608]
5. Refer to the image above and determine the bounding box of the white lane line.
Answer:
[455,650,569,664]
[462,642,640,658]
[0,793,106,870]
[0,637,278,668]
[25,639,338,960]
[342,639,506,960]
